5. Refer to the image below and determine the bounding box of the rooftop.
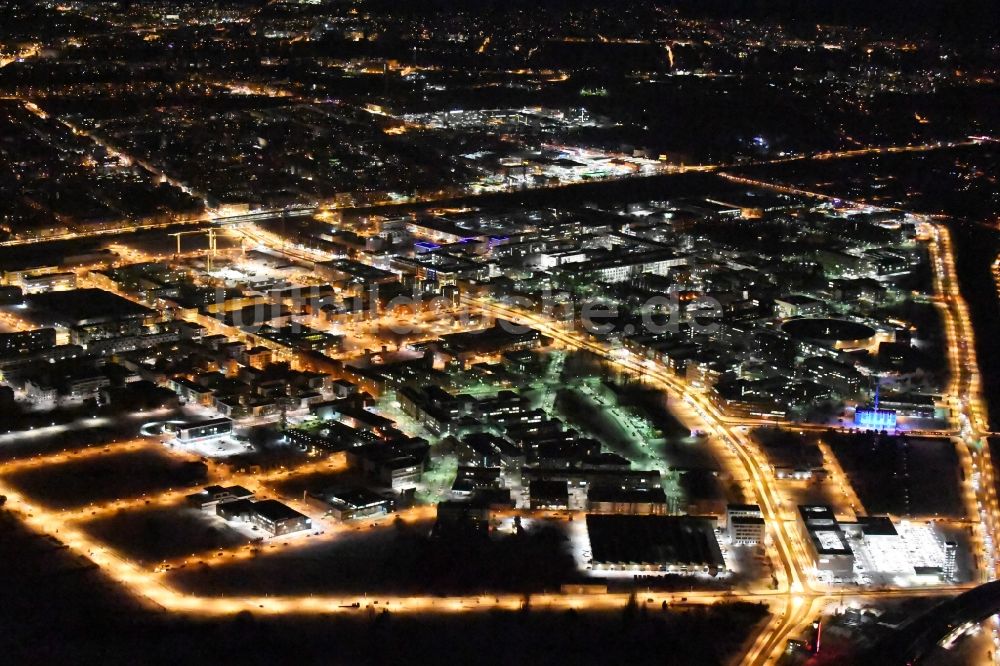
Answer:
[24,288,154,326]
[586,514,724,568]
[252,499,310,523]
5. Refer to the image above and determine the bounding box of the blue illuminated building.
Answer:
[854,407,897,431]
[854,387,897,431]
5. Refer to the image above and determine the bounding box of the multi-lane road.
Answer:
[458,213,995,663]
[0,95,986,252]
[0,119,995,662]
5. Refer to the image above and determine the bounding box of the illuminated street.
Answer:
[0,2,998,664]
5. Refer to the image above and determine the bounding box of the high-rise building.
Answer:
[943,541,958,580]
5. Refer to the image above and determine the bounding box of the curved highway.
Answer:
[866,580,1000,664]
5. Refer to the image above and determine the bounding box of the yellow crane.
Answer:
[169,228,219,271]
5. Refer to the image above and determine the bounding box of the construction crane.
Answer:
[169,228,219,271]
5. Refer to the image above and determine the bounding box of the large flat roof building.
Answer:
[175,417,233,442]
[797,505,854,577]
[585,514,725,574]
[23,288,154,328]
[249,499,312,537]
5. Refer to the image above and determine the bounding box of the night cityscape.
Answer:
[1,1,999,664]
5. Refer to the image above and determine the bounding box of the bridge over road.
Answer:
[865,580,1000,664]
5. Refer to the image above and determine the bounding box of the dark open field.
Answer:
[2,448,206,510]
[81,504,250,565]
[169,517,583,597]
[828,433,964,518]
